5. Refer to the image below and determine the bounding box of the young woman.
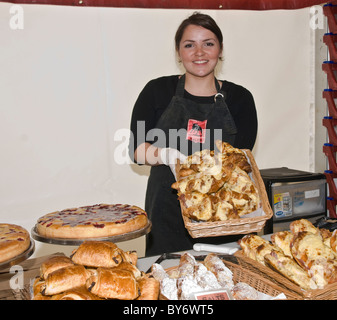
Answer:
[129,12,258,256]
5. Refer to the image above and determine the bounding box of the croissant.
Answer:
[136,275,160,300]
[113,261,142,280]
[41,264,92,296]
[40,255,74,279]
[86,268,139,300]
[71,241,124,268]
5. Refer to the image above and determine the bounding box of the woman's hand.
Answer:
[159,147,187,180]
[134,143,186,179]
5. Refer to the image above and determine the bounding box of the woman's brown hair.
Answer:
[175,12,223,51]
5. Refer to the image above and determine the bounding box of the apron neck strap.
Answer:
[176,74,223,98]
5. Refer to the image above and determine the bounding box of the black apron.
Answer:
[145,75,238,256]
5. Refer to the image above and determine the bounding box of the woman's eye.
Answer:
[184,43,193,48]
[205,42,214,47]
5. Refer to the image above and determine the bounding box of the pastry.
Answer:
[136,275,160,300]
[36,203,148,239]
[172,140,260,223]
[71,241,124,268]
[0,223,30,263]
[41,264,92,296]
[271,231,294,258]
[231,282,259,300]
[40,255,74,279]
[86,267,139,300]
[264,249,317,290]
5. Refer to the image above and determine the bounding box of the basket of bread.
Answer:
[236,218,337,300]
[32,241,159,300]
[172,140,273,238]
[150,252,292,300]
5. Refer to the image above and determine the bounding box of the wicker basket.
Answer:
[234,250,337,300]
[159,254,296,300]
[176,149,273,238]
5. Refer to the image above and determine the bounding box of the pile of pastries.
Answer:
[239,218,337,290]
[171,141,260,222]
[151,252,271,300]
[32,241,159,300]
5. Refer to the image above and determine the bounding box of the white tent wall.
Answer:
[0,3,326,257]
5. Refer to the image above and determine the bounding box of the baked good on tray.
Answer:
[36,203,148,239]
[0,223,30,263]
[171,140,260,222]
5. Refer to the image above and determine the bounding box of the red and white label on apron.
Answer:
[186,119,207,143]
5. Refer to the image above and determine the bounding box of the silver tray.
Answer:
[0,238,35,270]
[31,220,152,245]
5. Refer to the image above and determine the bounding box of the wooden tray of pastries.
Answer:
[172,141,273,238]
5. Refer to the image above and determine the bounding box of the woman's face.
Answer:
[178,24,222,79]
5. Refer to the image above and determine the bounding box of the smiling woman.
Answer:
[177,24,223,95]
[175,13,224,95]
[129,12,258,256]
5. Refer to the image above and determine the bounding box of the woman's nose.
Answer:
[194,45,205,56]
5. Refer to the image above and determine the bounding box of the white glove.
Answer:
[159,147,187,180]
